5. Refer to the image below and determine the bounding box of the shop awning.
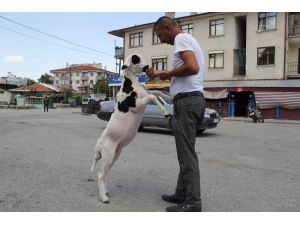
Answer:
[145,82,170,89]
[254,92,300,109]
[204,89,228,99]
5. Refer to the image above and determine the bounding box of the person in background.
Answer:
[146,16,206,212]
[43,97,49,112]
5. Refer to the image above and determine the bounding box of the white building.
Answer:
[0,72,28,86]
[108,12,300,120]
[0,87,13,104]
[50,63,115,92]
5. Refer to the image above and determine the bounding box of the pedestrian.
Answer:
[43,97,49,112]
[146,16,206,212]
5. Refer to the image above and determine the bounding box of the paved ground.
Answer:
[0,108,300,211]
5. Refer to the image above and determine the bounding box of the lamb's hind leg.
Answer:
[104,146,122,196]
[97,147,116,203]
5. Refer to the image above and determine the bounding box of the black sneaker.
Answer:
[161,194,186,204]
[166,202,202,212]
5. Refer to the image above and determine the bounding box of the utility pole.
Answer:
[69,65,72,89]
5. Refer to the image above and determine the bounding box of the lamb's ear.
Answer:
[121,65,128,70]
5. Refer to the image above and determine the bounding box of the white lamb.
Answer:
[90,54,170,203]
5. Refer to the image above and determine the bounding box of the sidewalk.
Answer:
[222,116,300,125]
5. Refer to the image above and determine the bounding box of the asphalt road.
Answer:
[0,108,299,212]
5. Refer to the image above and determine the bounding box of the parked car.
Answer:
[96,96,220,134]
[82,98,101,114]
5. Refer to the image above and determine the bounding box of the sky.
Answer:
[0,12,190,81]
[0,0,296,82]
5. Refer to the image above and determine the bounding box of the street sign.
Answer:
[108,74,145,87]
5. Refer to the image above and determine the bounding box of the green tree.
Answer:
[38,73,53,84]
[26,79,36,86]
[93,77,109,94]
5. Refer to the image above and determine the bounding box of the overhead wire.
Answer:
[0,15,114,57]
[0,25,106,57]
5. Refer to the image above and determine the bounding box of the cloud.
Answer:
[4,55,25,63]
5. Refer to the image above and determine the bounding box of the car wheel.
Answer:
[197,129,205,134]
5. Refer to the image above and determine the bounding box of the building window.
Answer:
[209,51,224,68]
[258,12,276,31]
[152,57,167,71]
[90,72,94,76]
[257,47,275,65]
[152,32,161,44]
[55,80,59,84]
[90,80,94,85]
[130,32,143,47]
[210,19,224,36]
[76,80,79,84]
[288,13,300,35]
[181,23,193,35]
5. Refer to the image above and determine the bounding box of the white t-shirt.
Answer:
[170,33,205,97]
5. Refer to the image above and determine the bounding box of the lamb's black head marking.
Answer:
[122,77,133,94]
[118,91,137,113]
[131,55,140,65]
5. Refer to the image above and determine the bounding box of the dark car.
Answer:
[97,96,220,134]
[82,98,102,114]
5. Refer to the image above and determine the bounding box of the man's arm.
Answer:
[147,50,199,80]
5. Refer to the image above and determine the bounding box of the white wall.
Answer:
[0,88,12,104]
[122,12,287,82]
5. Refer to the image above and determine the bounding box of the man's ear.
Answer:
[121,65,128,70]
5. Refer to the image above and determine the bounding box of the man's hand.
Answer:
[146,68,155,79]
[146,67,171,80]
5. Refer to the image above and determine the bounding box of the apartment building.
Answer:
[109,12,300,120]
[50,63,115,93]
[0,72,28,86]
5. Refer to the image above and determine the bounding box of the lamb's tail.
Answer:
[90,151,101,173]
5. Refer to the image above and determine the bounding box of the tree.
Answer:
[38,73,53,84]
[93,78,109,94]
[26,79,36,86]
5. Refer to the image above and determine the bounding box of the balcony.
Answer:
[233,48,246,76]
[115,46,124,59]
[289,24,300,37]
[81,76,89,81]
[287,62,300,79]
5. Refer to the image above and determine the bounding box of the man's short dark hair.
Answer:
[154,16,177,30]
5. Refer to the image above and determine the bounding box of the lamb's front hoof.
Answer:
[102,199,110,204]
[164,114,172,118]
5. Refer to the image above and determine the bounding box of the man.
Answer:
[43,97,49,112]
[146,16,206,212]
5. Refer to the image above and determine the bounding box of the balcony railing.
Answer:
[289,24,300,36]
[81,76,89,81]
[233,48,246,76]
[115,47,124,59]
[287,62,300,75]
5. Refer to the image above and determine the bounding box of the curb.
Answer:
[221,117,300,125]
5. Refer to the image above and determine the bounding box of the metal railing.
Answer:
[115,47,124,59]
[289,24,300,36]
[287,62,299,74]
[233,48,246,76]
